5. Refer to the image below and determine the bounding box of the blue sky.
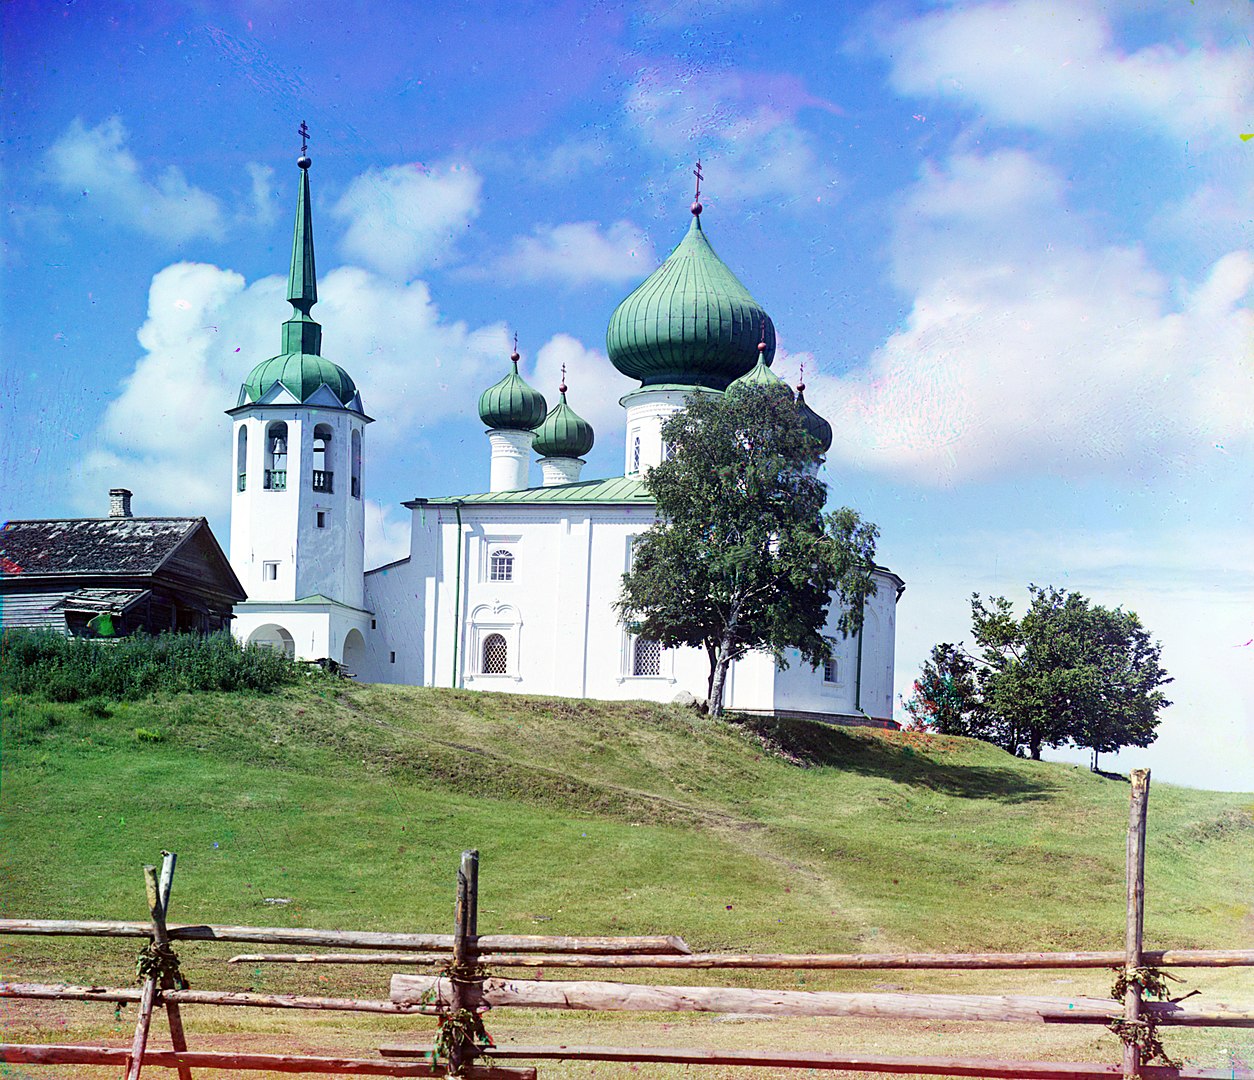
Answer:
[3,1,1251,790]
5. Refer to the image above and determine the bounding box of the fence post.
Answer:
[154,852,194,1080]
[124,865,162,1079]
[1123,769,1150,1080]
[448,849,480,1076]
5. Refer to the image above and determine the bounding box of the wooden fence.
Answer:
[2,768,1252,1079]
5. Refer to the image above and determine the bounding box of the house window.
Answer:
[262,561,279,582]
[489,549,514,582]
[632,637,662,677]
[316,510,327,529]
[482,633,508,674]
[823,656,838,684]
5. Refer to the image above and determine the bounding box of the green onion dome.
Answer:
[243,352,358,407]
[533,381,595,459]
[478,350,548,431]
[606,210,776,391]
[796,380,833,455]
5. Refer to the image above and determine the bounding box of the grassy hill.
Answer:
[5,679,1251,956]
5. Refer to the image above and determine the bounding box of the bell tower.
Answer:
[226,127,372,662]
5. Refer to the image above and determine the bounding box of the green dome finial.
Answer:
[534,365,595,458]
[238,133,362,413]
[606,189,775,391]
[478,338,548,431]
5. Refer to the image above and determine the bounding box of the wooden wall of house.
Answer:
[0,589,72,632]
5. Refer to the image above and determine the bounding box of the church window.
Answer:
[262,561,279,582]
[632,637,662,677]
[264,422,288,490]
[390,651,396,664]
[237,427,248,491]
[489,549,514,582]
[823,648,839,684]
[631,436,641,473]
[482,633,508,674]
[312,424,334,493]
[316,510,327,529]
[351,429,362,499]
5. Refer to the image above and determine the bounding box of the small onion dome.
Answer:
[534,389,595,458]
[796,383,833,455]
[606,213,776,391]
[478,352,548,431]
[729,339,791,395]
[244,352,359,408]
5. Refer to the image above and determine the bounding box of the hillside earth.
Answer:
[3,681,1251,1076]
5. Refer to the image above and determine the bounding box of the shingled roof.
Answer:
[0,518,205,577]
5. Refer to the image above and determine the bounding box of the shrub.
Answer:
[0,629,302,701]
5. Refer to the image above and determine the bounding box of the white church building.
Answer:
[228,151,903,724]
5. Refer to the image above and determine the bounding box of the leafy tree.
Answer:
[616,383,878,718]
[901,642,985,736]
[908,586,1172,767]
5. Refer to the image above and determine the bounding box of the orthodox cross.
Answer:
[560,363,567,394]
[299,121,310,156]
[693,159,703,202]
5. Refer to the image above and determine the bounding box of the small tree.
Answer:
[616,383,878,717]
[908,586,1172,766]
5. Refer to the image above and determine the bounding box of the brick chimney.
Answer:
[108,488,134,518]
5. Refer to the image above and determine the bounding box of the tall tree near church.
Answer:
[908,586,1171,767]
[616,383,879,718]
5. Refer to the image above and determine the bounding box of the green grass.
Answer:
[2,681,1251,1074]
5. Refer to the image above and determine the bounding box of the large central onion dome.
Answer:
[606,210,776,391]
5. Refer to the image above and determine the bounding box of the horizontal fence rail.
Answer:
[228,947,1254,969]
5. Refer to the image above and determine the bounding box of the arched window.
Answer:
[823,656,839,684]
[312,423,333,493]
[632,637,661,677]
[236,427,248,491]
[489,549,514,582]
[265,422,288,491]
[351,429,362,499]
[482,633,508,674]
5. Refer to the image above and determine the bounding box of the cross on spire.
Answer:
[559,363,567,395]
[511,332,520,363]
[691,159,704,216]
[299,121,310,156]
[798,361,806,393]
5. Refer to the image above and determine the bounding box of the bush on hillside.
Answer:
[0,629,302,701]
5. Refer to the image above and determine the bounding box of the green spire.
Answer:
[280,157,322,356]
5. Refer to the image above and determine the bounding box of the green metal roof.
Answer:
[236,155,362,413]
[478,357,548,431]
[606,211,775,391]
[533,391,595,458]
[243,352,359,407]
[414,475,652,507]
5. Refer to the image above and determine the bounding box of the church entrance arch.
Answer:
[341,628,366,674]
[249,623,295,658]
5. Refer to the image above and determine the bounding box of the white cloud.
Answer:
[47,117,226,243]
[807,150,1254,485]
[625,68,840,204]
[883,0,1252,144]
[479,220,656,286]
[74,260,515,520]
[244,162,278,228]
[332,161,481,279]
